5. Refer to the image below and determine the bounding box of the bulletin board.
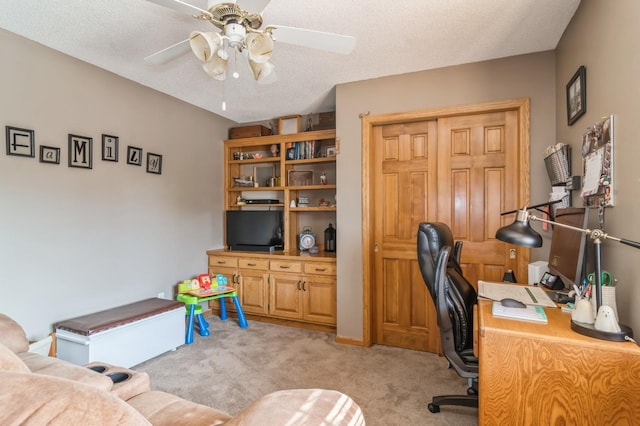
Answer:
[581,115,614,207]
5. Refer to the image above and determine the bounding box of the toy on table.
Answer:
[198,273,212,290]
[179,274,233,297]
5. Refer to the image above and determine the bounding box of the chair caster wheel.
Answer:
[467,388,478,395]
[428,403,440,413]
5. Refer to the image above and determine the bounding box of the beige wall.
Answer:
[0,29,233,339]
[556,0,640,333]
[335,51,557,340]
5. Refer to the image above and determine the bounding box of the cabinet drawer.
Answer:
[270,260,302,273]
[238,258,269,270]
[303,263,336,276]
[209,256,238,268]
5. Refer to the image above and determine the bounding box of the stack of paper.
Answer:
[478,281,557,308]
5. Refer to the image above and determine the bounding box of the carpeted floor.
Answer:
[134,317,478,425]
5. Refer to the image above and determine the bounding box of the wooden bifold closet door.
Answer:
[371,109,520,352]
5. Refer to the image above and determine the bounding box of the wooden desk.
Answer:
[477,299,640,424]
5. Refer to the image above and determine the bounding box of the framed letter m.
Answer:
[68,134,93,169]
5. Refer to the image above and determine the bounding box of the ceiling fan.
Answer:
[144,0,356,82]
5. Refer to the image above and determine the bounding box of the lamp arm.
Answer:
[500,199,563,216]
[529,214,640,249]
[529,215,588,235]
[614,238,640,250]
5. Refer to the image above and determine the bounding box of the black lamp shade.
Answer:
[495,219,543,247]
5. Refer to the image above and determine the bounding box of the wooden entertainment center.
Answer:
[207,128,337,330]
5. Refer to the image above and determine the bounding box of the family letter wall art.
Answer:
[3,126,163,175]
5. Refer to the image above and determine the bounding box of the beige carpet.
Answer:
[134,317,478,425]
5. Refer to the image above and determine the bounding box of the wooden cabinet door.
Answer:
[302,275,336,325]
[238,270,269,315]
[269,273,302,319]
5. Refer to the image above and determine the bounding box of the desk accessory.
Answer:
[496,203,640,341]
[528,260,548,284]
[492,301,548,323]
[324,223,336,252]
[298,226,316,250]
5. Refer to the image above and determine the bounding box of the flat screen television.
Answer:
[546,207,589,291]
[225,210,284,252]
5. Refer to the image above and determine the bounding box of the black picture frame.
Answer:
[566,65,586,126]
[127,146,143,166]
[68,134,93,169]
[5,126,35,157]
[146,153,162,175]
[102,134,119,162]
[40,145,60,164]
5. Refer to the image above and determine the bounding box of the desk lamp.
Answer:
[496,204,640,341]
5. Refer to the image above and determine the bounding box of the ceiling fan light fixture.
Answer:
[225,23,247,50]
[203,54,228,80]
[249,59,274,81]
[246,32,274,63]
[189,31,222,62]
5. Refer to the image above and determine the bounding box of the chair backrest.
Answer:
[417,222,477,354]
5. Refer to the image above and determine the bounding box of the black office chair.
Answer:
[417,222,478,413]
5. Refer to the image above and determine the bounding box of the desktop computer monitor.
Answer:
[546,207,589,291]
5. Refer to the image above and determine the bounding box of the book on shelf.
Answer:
[491,301,548,323]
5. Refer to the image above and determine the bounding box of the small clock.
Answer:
[298,227,316,251]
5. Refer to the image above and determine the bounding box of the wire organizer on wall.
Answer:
[544,143,573,217]
[581,115,614,207]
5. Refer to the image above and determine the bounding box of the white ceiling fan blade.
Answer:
[145,39,191,65]
[267,25,356,55]
[234,0,272,14]
[146,0,210,17]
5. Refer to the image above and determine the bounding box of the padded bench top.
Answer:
[56,298,184,336]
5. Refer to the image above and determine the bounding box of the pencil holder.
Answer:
[590,286,618,321]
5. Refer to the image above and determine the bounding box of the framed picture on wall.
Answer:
[102,134,119,162]
[566,65,586,126]
[40,146,60,164]
[5,126,35,157]
[68,134,93,169]
[127,146,143,166]
[146,152,162,174]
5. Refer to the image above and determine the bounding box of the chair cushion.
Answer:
[225,389,365,426]
[0,342,30,373]
[445,268,478,352]
[126,390,231,426]
[0,313,30,353]
[0,371,150,425]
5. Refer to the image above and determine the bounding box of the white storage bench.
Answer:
[55,298,185,368]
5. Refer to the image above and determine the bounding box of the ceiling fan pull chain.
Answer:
[221,77,227,111]
[232,49,240,79]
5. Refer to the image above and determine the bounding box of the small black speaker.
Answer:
[503,269,517,283]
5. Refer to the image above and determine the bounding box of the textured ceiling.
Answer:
[0,0,580,124]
